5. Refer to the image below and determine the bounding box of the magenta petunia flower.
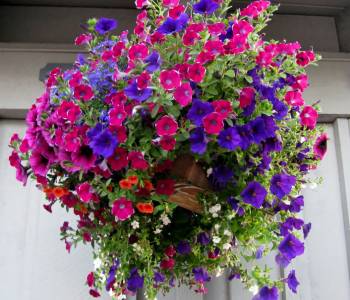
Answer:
[108,147,128,171]
[29,151,50,177]
[109,106,127,127]
[57,101,81,123]
[232,20,254,37]
[155,115,178,136]
[203,112,224,135]
[163,0,180,8]
[204,40,224,56]
[188,63,206,83]
[300,106,318,129]
[225,34,248,55]
[212,100,232,118]
[160,135,176,151]
[71,145,96,171]
[292,74,309,92]
[128,151,149,170]
[160,70,181,90]
[313,133,328,160]
[174,82,193,107]
[128,43,149,61]
[112,197,134,221]
[285,90,304,107]
[74,84,94,101]
[239,87,255,109]
[76,182,95,203]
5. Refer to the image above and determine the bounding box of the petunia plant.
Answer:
[9,0,327,299]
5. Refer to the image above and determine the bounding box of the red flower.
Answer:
[156,179,175,195]
[300,106,318,129]
[160,135,176,151]
[183,30,200,46]
[74,84,94,101]
[89,289,101,298]
[188,63,206,83]
[169,5,185,19]
[160,70,181,90]
[160,258,175,270]
[86,272,95,287]
[136,202,154,214]
[203,112,224,135]
[239,87,255,108]
[225,35,248,55]
[109,106,127,127]
[204,40,224,56]
[212,100,232,118]
[296,50,315,67]
[165,245,176,257]
[128,151,149,170]
[155,115,178,136]
[107,147,128,171]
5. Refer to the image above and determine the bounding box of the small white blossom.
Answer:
[131,220,140,229]
[209,204,221,217]
[309,182,318,189]
[93,258,102,270]
[154,228,162,234]
[300,136,307,143]
[207,168,213,177]
[249,285,259,295]
[224,229,232,237]
[215,267,224,277]
[160,213,171,226]
[214,224,220,231]
[213,236,221,244]
[223,243,231,250]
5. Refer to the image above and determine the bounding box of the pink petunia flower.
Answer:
[74,84,94,101]
[169,5,185,19]
[300,106,318,129]
[174,82,193,107]
[155,115,178,136]
[128,43,149,60]
[256,51,274,67]
[109,106,127,127]
[86,272,95,287]
[188,63,206,83]
[292,74,309,92]
[71,145,96,171]
[207,22,226,35]
[68,72,82,88]
[160,70,181,90]
[224,35,248,55]
[29,151,50,177]
[195,51,215,64]
[163,0,179,8]
[285,90,304,107]
[76,182,95,203]
[160,135,176,151]
[57,101,81,123]
[212,100,232,118]
[313,133,328,160]
[232,20,254,37]
[183,30,200,46]
[204,40,224,56]
[135,0,149,9]
[74,33,92,46]
[112,198,134,221]
[239,87,255,108]
[296,50,315,67]
[203,112,224,135]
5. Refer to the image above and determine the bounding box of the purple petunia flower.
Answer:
[157,13,189,35]
[256,246,264,259]
[303,222,312,239]
[193,0,219,15]
[88,125,118,158]
[241,181,267,209]
[197,232,210,245]
[270,173,296,199]
[187,99,214,126]
[280,217,304,236]
[145,51,162,73]
[154,272,165,285]
[237,124,253,150]
[127,268,144,292]
[264,137,282,153]
[106,259,120,291]
[286,270,299,294]
[177,240,191,255]
[289,195,304,213]
[189,127,208,154]
[210,165,234,189]
[253,286,279,300]
[124,81,153,102]
[276,234,304,267]
[95,18,118,35]
[218,126,241,151]
[192,267,211,283]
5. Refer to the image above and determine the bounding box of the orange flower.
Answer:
[127,175,139,185]
[52,187,69,198]
[136,202,154,214]
[143,180,154,191]
[75,203,88,215]
[43,186,53,195]
[119,179,133,190]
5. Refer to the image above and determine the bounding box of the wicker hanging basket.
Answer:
[167,155,210,214]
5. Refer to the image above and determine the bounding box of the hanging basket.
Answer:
[167,155,210,214]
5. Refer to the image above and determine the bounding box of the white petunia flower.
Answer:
[213,236,221,244]
[131,220,140,229]
[93,258,102,270]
